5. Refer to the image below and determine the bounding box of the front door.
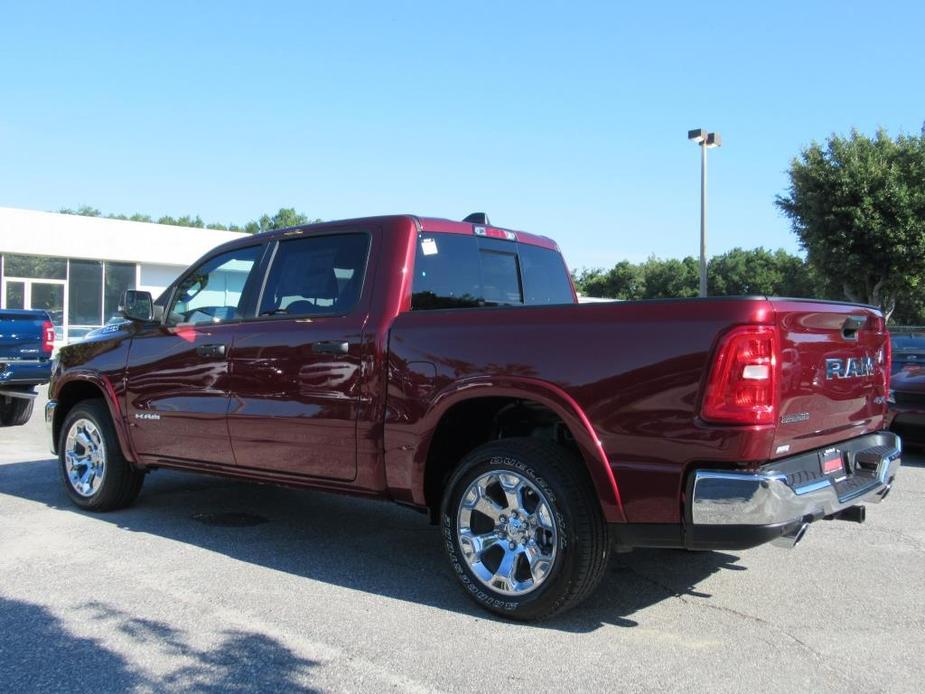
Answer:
[227,231,372,481]
[125,243,265,465]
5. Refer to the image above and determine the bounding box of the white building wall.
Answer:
[138,263,186,298]
[0,207,250,343]
[0,206,247,265]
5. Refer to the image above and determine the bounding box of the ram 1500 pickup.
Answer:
[45,214,901,620]
[1,309,55,426]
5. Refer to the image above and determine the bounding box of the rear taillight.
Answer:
[702,325,779,426]
[42,320,55,354]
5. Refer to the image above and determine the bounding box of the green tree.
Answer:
[640,256,699,298]
[776,129,925,320]
[58,205,102,217]
[708,247,819,297]
[155,214,199,228]
[248,207,323,233]
[576,249,820,301]
[574,261,645,299]
[57,206,321,234]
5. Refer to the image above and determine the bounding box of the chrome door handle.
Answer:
[312,341,349,355]
[196,343,226,358]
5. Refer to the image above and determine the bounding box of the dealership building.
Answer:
[0,206,246,344]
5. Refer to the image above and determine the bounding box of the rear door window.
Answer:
[411,234,483,309]
[259,233,370,317]
[412,234,524,309]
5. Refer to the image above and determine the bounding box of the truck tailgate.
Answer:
[771,299,889,458]
[0,310,47,359]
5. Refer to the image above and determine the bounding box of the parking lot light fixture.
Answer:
[688,128,722,297]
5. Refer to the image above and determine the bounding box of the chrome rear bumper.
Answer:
[689,432,901,528]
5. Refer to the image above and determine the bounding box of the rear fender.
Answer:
[414,376,625,523]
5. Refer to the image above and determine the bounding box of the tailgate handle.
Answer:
[842,315,866,341]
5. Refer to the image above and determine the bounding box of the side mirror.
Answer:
[119,290,154,321]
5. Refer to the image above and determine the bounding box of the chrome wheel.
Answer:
[457,470,558,596]
[64,418,106,498]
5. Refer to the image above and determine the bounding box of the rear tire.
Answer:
[441,437,609,621]
[59,399,144,511]
[0,391,35,426]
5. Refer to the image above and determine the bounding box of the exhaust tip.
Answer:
[880,484,892,501]
[772,522,809,550]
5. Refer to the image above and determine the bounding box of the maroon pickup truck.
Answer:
[46,214,901,620]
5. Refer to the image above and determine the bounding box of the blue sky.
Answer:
[1,1,923,270]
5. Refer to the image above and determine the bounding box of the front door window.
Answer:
[167,246,263,326]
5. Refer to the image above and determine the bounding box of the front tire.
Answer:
[59,399,144,511]
[441,438,609,621]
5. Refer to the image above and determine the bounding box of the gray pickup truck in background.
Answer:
[0,309,55,426]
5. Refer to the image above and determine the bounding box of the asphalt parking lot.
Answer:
[1,389,922,693]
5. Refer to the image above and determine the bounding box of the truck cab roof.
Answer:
[245,214,559,252]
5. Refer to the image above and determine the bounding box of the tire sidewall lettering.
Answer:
[442,448,576,616]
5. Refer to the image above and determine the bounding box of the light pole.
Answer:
[688,128,721,297]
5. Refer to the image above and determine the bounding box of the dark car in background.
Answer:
[890,331,925,372]
[887,329,925,446]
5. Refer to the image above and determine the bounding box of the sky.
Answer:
[1,1,923,271]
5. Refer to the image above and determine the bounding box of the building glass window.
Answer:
[104,262,136,322]
[3,254,67,279]
[0,253,146,343]
[31,283,65,327]
[68,259,104,325]
[5,280,25,309]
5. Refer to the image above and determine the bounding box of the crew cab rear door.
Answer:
[771,299,889,458]
[226,229,374,481]
[124,243,266,465]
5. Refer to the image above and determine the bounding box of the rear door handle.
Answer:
[312,341,349,355]
[196,343,227,359]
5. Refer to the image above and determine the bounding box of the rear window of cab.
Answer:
[411,233,574,310]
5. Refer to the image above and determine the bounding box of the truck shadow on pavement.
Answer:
[0,596,319,692]
[1,458,745,634]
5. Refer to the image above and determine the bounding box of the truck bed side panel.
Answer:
[386,298,779,524]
